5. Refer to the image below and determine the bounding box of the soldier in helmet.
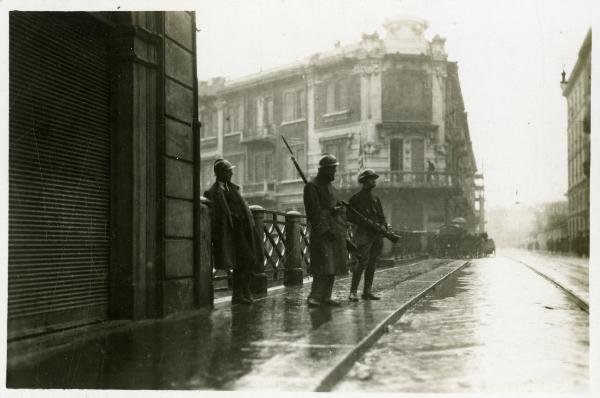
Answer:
[347,169,387,301]
[204,159,261,305]
[303,153,349,307]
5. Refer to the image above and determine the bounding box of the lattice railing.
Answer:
[261,210,287,281]
[207,202,431,294]
[299,219,310,274]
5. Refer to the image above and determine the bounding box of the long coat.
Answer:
[303,175,349,276]
[204,182,263,272]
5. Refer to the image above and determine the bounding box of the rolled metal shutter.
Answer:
[9,12,111,337]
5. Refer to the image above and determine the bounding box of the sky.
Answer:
[196,0,593,209]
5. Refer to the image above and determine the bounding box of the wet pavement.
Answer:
[503,249,589,305]
[336,255,589,393]
[7,257,464,390]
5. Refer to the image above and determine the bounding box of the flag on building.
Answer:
[357,132,365,169]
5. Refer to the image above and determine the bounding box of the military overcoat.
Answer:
[204,182,263,272]
[303,175,349,276]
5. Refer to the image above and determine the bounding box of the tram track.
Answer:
[329,254,589,391]
[315,259,471,392]
[507,255,589,314]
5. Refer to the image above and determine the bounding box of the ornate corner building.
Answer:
[561,28,591,244]
[200,17,483,235]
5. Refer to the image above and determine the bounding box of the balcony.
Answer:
[243,180,277,198]
[241,125,276,145]
[334,171,459,191]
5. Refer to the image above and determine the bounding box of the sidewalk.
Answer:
[502,249,589,306]
[7,258,467,390]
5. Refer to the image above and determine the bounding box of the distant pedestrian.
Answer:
[347,169,387,301]
[427,160,436,182]
[204,159,261,305]
[304,154,349,307]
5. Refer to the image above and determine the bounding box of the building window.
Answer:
[227,155,244,186]
[384,70,431,121]
[283,88,305,122]
[390,138,404,171]
[210,111,218,136]
[326,78,349,113]
[200,111,210,138]
[225,106,234,133]
[323,140,346,173]
[247,151,274,183]
[255,98,263,128]
[255,96,274,128]
[225,102,244,133]
[200,110,219,138]
[265,97,274,125]
[237,103,244,130]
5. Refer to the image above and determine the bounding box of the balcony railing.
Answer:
[243,180,277,196]
[241,125,275,143]
[334,171,458,190]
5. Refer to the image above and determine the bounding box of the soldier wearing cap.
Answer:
[303,153,349,307]
[347,169,387,301]
[204,158,262,305]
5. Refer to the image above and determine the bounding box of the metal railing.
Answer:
[261,210,287,280]
[243,180,277,194]
[334,170,458,190]
[242,125,275,141]
[203,202,429,297]
[299,221,310,271]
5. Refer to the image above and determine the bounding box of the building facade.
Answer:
[200,18,482,239]
[8,11,209,339]
[561,29,591,245]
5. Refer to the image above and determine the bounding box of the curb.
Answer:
[314,259,470,392]
[508,256,589,314]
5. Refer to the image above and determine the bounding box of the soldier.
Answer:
[347,169,387,301]
[304,154,349,308]
[204,159,261,305]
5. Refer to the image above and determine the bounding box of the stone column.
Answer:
[249,205,268,295]
[306,71,320,173]
[197,196,214,306]
[109,14,161,320]
[284,211,304,286]
[216,100,225,156]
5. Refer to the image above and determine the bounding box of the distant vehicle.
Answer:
[433,224,466,258]
[483,238,496,257]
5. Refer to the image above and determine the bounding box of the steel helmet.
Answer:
[213,158,236,174]
[358,168,379,182]
[318,153,339,168]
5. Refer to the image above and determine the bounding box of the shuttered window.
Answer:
[9,12,111,337]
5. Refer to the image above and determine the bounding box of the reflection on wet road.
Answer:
[336,256,589,393]
[7,259,454,389]
[7,290,316,389]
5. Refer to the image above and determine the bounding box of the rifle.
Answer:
[281,136,400,245]
[341,201,401,244]
[281,136,308,184]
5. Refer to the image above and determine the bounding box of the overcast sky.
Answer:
[196,0,592,209]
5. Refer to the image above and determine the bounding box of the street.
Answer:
[336,252,589,393]
[6,258,465,389]
[6,252,589,393]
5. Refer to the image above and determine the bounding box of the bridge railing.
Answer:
[203,201,426,299]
